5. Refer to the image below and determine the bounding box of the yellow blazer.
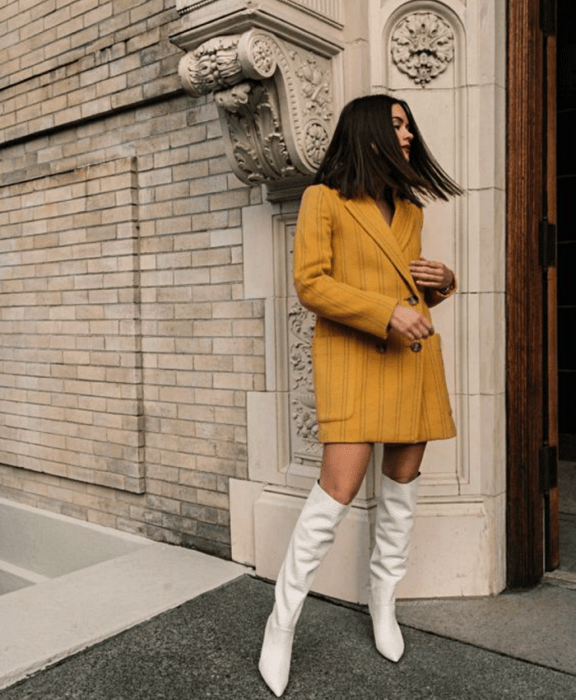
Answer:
[293,184,456,444]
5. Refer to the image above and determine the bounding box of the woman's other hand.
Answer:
[389,306,434,340]
[409,257,454,290]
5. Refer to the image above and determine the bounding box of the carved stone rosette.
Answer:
[391,12,455,86]
[178,29,333,187]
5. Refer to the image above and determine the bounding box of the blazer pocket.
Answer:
[311,339,356,423]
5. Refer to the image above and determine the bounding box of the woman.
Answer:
[259,94,463,697]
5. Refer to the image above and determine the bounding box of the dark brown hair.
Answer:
[313,94,463,206]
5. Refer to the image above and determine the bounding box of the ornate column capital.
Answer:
[171,2,343,200]
[178,29,334,198]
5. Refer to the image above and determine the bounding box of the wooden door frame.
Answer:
[506,0,546,589]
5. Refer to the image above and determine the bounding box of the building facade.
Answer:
[0,0,570,601]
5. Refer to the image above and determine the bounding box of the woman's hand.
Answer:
[389,306,434,340]
[409,257,454,290]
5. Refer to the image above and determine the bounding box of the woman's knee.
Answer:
[319,442,373,505]
[382,442,426,482]
[318,478,359,505]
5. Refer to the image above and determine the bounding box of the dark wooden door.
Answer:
[543,1,559,572]
[556,0,576,570]
[506,0,559,588]
[557,5,576,455]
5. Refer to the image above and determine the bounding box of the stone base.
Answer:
[231,480,506,602]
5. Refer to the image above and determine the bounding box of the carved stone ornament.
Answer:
[288,300,321,463]
[178,29,333,187]
[391,12,455,86]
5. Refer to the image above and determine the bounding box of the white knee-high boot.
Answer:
[259,482,350,697]
[369,473,419,662]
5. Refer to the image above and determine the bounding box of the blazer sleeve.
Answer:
[293,186,399,340]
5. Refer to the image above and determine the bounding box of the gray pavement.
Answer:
[397,581,576,676]
[1,574,574,699]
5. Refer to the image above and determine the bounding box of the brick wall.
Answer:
[0,0,265,557]
[0,158,144,492]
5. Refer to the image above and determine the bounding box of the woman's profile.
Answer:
[259,93,463,697]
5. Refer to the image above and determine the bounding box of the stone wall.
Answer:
[0,0,264,557]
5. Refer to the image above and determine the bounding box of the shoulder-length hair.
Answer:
[313,94,463,205]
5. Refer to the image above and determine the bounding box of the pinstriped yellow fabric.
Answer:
[293,185,456,444]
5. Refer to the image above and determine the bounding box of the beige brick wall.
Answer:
[0,158,144,493]
[0,0,265,558]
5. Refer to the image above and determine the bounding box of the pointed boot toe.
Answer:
[258,615,294,697]
[369,600,405,662]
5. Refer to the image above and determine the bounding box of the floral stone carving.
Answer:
[288,301,321,463]
[391,12,455,86]
[178,29,334,186]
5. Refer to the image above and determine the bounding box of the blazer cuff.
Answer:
[438,274,457,296]
[425,273,457,307]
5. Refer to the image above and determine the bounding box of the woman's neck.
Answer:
[374,197,395,227]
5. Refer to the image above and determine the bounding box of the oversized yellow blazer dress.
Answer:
[293,184,456,444]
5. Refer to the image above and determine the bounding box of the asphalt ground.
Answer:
[1,575,575,700]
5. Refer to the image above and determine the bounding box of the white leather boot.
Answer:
[369,473,419,662]
[259,482,350,697]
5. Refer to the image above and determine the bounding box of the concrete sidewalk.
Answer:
[0,544,249,692]
[0,547,575,698]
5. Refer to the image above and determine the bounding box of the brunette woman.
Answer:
[259,93,462,697]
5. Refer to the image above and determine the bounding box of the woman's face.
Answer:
[391,104,413,161]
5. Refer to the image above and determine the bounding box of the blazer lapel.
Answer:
[391,199,414,253]
[344,198,418,295]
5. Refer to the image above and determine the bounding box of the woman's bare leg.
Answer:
[382,442,426,483]
[260,443,364,696]
[319,442,374,505]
